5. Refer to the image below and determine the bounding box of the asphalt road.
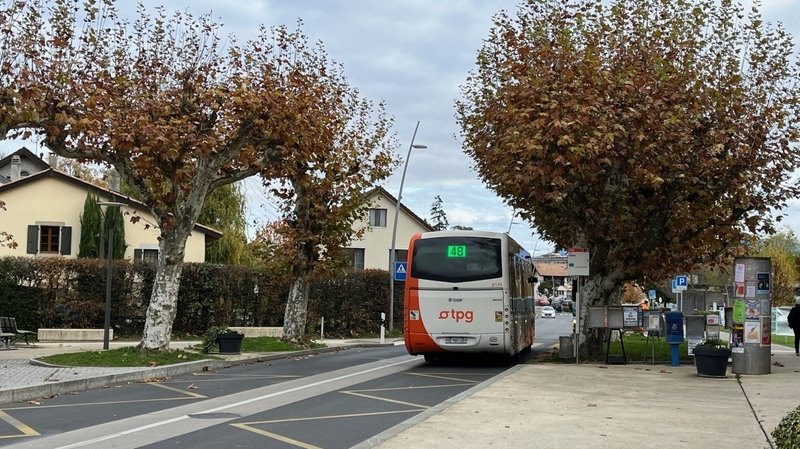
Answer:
[1,317,570,449]
[1,347,509,449]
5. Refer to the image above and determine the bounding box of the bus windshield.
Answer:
[410,236,502,283]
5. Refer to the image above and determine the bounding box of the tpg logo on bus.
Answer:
[438,309,474,323]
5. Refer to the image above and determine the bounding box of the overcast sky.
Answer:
[4,0,800,257]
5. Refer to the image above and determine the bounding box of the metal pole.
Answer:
[103,208,115,350]
[575,277,581,362]
[388,121,421,333]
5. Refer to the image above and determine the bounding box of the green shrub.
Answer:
[0,256,394,337]
[772,405,800,449]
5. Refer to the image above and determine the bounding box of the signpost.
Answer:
[394,262,407,281]
[673,275,688,311]
[567,247,590,362]
[567,248,590,277]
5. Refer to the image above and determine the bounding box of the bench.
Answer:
[0,317,36,346]
[37,328,112,342]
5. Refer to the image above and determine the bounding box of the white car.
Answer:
[540,306,556,318]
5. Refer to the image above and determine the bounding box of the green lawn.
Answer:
[38,347,215,367]
[590,333,691,363]
[239,336,324,352]
[771,334,794,348]
[37,336,323,367]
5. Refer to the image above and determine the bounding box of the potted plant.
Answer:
[693,338,731,378]
[201,326,244,355]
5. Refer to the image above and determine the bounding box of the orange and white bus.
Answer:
[403,230,536,361]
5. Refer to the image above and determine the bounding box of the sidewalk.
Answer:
[2,340,799,449]
[368,345,800,449]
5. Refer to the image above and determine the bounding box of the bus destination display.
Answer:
[447,245,467,258]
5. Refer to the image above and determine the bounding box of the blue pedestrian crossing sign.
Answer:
[394,262,407,281]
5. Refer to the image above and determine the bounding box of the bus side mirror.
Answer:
[528,276,538,284]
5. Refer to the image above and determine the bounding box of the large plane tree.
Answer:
[457,0,800,354]
[0,0,394,350]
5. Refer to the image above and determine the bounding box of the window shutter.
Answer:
[26,225,38,254]
[60,226,72,255]
[134,249,142,260]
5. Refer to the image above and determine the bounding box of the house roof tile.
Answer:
[534,262,568,277]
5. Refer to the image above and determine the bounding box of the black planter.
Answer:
[217,333,244,355]
[693,347,731,378]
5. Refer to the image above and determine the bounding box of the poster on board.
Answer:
[757,273,770,293]
[735,263,746,282]
[744,321,760,344]
[745,300,760,320]
[622,307,639,328]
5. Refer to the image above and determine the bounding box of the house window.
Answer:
[27,224,71,255]
[346,248,365,270]
[391,249,408,263]
[134,248,159,263]
[143,249,158,263]
[369,208,387,227]
[39,226,60,253]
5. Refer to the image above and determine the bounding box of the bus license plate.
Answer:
[445,337,467,344]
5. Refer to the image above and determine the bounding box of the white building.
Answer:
[345,187,433,270]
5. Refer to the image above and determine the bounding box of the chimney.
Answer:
[48,153,58,169]
[10,155,21,181]
[108,168,120,192]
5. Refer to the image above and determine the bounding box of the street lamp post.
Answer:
[97,201,126,350]
[389,121,426,333]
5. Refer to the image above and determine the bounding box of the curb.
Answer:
[0,344,391,405]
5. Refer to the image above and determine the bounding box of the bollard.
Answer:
[380,312,386,344]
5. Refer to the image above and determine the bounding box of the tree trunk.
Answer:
[139,230,190,351]
[577,270,625,357]
[282,273,310,344]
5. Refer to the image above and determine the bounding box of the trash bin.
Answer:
[559,335,574,359]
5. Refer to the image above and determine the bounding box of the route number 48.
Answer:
[447,245,467,258]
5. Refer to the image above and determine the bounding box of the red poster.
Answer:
[761,318,771,345]
[735,283,745,298]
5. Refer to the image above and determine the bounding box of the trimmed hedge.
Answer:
[773,404,800,449]
[0,256,398,337]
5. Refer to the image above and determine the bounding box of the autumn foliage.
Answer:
[0,0,395,349]
[457,0,800,354]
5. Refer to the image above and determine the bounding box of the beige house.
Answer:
[345,187,433,270]
[0,148,220,262]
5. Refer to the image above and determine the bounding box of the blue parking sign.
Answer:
[394,262,407,281]
[676,275,688,287]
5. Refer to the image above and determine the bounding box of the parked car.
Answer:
[540,306,556,318]
[536,297,550,306]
